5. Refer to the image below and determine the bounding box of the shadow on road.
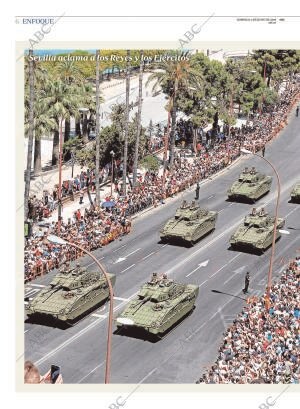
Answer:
[211,289,247,301]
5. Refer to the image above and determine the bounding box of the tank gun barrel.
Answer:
[131,296,151,314]
[41,285,63,303]
[172,216,184,229]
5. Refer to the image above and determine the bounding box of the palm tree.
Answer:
[24,56,49,176]
[146,56,203,167]
[40,80,78,165]
[122,50,131,195]
[55,60,84,145]
[95,49,101,206]
[132,50,144,187]
[24,99,57,174]
[24,49,34,220]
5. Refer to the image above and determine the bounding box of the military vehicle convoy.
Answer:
[230,207,285,253]
[116,273,199,336]
[26,263,116,323]
[160,200,218,245]
[227,167,272,202]
[290,183,300,203]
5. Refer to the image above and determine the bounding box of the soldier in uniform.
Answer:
[150,272,158,284]
[190,200,196,209]
[181,200,188,208]
[251,207,257,216]
[243,272,250,294]
[195,182,200,200]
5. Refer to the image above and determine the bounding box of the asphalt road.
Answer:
[24,112,300,383]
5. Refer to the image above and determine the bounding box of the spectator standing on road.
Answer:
[296,106,299,117]
[243,272,250,294]
[262,146,266,157]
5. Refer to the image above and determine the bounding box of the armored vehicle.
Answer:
[26,262,116,323]
[290,183,300,203]
[116,273,199,336]
[230,207,285,253]
[160,200,217,245]
[227,167,272,202]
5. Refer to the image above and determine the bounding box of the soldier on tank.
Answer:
[251,207,257,216]
[150,272,158,284]
[190,200,196,209]
[181,200,188,208]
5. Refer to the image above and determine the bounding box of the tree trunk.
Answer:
[82,114,88,143]
[24,49,35,220]
[169,79,178,168]
[64,119,70,143]
[95,49,101,206]
[75,117,81,137]
[52,121,60,166]
[64,119,71,161]
[132,50,143,187]
[122,50,131,195]
[33,137,42,175]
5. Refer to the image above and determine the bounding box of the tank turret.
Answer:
[230,207,285,253]
[290,182,300,203]
[116,273,199,336]
[160,201,217,245]
[227,167,272,202]
[26,264,116,323]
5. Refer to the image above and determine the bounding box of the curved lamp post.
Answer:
[47,234,114,384]
[240,148,289,309]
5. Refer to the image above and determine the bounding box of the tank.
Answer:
[25,262,116,323]
[116,273,199,336]
[230,207,285,253]
[290,183,300,203]
[227,167,272,202]
[160,200,217,245]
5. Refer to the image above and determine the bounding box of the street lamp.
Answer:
[240,148,289,309]
[47,234,114,384]
[110,150,115,196]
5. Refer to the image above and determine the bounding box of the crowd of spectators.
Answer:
[24,83,300,282]
[197,258,300,384]
[24,203,132,282]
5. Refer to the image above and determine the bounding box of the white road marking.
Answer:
[114,297,130,302]
[86,256,104,268]
[135,367,157,386]
[24,289,40,297]
[210,254,241,279]
[285,206,299,218]
[115,248,141,263]
[78,361,105,383]
[91,314,107,318]
[186,259,210,277]
[198,279,208,288]
[113,244,127,252]
[223,265,246,285]
[24,330,29,333]
[219,203,234,213]
[119,264,135,274]
[125,248,141,257]
[30,284,46,288]
[142,251,155,260]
